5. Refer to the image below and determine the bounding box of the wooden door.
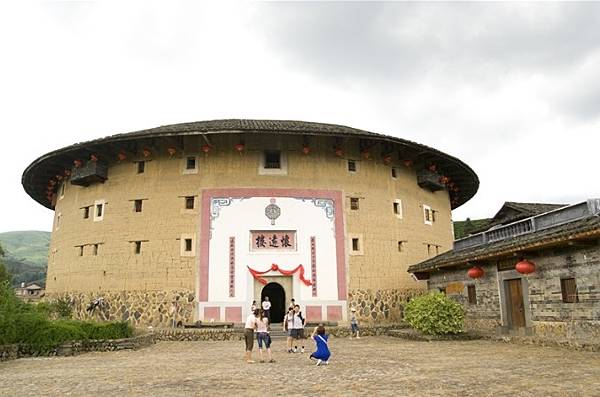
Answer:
[505,278,526,328]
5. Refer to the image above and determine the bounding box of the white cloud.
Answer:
[0,2,599,232]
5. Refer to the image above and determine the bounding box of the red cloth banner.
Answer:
[247,263,312,286]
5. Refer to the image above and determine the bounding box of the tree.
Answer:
[0,243,10,284]
[462,217,475,236]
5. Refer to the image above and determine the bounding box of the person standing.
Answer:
[262,296,271,321]
[256,309,275,363]
[350,307,360,339]
[291,304,306,353]
[283,307,295,353]
[244,309,259,363]
[251,300,257,312]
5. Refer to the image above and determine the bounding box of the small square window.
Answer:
[93,244,99,256]
[185,196,195,210]
[134,241,142,254]
[137,161,145,174]
[397,241,405,252]
[264,151,281,169]
[391,168,397,178]
[561,278,578,303]
[83,207,90,219]
[432,210,437,222]
[393,202,399,214]
[185,238,192,252]
[134,199,143,213]
[348,160,357,172]
[350,197,359,210]
[352,238,360,251]
[186,156,196,170]
[423,205,433,225]
[96,204,103,217]
[467,285,477,305]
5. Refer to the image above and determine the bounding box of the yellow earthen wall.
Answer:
[47,134,453,295]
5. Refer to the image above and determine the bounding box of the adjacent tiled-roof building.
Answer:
[408,199,600,347]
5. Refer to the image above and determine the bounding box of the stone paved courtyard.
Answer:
[1,336,599,396]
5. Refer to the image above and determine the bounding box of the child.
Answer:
[350,307,360,339]
[256,309,275,363]
[309,325,331,366]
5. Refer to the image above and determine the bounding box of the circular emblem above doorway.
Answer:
[265,201,281,225]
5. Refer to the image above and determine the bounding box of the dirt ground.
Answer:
[1,336,599,396]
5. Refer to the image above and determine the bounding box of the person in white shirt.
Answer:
[283,307,295,353]
[262,296,271,321]
[244,309,258,363]
[291,304,306,353]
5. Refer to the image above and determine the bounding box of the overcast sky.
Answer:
[1,1,599,233]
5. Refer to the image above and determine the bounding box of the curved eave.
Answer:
[22,119,479,210]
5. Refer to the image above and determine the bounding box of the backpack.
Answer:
[298,311,305,326]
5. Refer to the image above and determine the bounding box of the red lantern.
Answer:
[142,148,152,158]
[48,180,56,186]
[428,164,437,172]
[202,144,212,154]
[73,160,83,168]
[64,170,71,177]
[90,154,99,162]
[167,147,177,157]
[302,146,311,155]
[334,148,344,157]
[467,266,484,279]
[271,263,279,271]
[383,155,392,165]
[439,176,450,184]
[361,149,371,160]
[234,143,245,153]
[515,259,535,274]
[118,151,127,161]
[403,159,413,167]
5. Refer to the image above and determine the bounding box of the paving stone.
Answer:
[1,337,599,396]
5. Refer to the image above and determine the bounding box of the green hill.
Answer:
[0,231,50,287]
[0,230,50,267]
[453,218,491,240]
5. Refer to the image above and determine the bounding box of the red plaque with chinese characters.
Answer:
[250,231,297,251]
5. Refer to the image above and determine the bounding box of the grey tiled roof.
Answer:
[22,119,479,210]
[409,215,600,273]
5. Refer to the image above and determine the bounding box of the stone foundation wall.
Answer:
[0,334,156,362]
[46,290,195,327]
[347,289,424,323]
[0,344,18,362]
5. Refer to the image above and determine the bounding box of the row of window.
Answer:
[349,236,439,256]
[56,196,436,229]
[62,196,197,226]
[75,237,195,257]
[441,277,579,306]
[349,197,437,225]
[123,153,403,178]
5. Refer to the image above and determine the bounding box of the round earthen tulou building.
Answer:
[22,119,478,326]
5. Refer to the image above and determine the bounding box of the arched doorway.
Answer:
[261,282,285,323]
